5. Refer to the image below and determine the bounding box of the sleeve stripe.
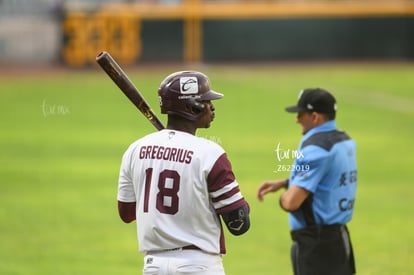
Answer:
[215,197,247,214]
[210,181,238,198]
[211,186,240,203]
[212,192,244,210]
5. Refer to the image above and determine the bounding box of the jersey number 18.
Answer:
[144,168,180,215]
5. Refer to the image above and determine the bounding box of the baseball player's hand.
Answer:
[257,179,288,202]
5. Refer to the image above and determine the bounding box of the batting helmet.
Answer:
[158,71,223,121]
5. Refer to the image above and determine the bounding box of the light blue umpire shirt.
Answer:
[288,120,357,230]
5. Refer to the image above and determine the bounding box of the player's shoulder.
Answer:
[173,133,226,158]
[164,130,223,150]
[301,130,351,152]
[124,130,225,155]
[195,135,225,153]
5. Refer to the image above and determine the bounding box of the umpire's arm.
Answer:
[279,185,310,212]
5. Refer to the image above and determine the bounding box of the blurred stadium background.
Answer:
[0,0,413,66]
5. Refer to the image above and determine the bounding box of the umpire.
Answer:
[257,88,357,275]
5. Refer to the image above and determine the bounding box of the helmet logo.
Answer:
[180,77,198,94]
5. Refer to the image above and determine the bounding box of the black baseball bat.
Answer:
[96,51,165,131]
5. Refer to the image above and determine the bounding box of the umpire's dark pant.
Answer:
[290,224,356,275]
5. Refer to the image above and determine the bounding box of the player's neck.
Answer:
[167,116,197,135]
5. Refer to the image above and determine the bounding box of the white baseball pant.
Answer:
[143,249,225,275]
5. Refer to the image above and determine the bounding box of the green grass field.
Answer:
[1,63,413,274]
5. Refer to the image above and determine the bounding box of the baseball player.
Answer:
[257,88,357,275]
[117,71,250,275]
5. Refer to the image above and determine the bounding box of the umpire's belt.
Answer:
[290,224,346,241]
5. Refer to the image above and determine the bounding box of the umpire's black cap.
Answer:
[285,88,337,114]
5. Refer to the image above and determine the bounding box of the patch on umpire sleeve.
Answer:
[146,257,153,264]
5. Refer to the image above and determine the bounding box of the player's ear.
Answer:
[312,112,327,125]
[311,112,319,122]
